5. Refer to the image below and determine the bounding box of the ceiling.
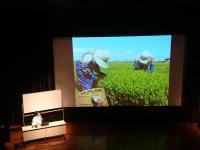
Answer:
[1,0,200,11]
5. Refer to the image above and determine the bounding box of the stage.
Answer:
[3,122,200,150]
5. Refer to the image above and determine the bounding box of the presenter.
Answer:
[32,111,43,128]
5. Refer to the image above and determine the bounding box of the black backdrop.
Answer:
[1,5,200,125]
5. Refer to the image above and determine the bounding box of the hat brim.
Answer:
[94,55,109,68]
[138,59,148,64]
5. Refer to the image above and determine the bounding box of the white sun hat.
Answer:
[81,50,95,63]
[138,51,153,64]
[93,50,110,68]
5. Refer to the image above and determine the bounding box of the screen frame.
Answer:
[53,34,186,107]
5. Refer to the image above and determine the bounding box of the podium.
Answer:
[22,120,66,142]
[22,90,66,142]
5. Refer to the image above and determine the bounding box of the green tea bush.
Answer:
[98,62,169,106]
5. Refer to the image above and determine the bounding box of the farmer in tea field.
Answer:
[134,51,155,72]
[76,50,110,91]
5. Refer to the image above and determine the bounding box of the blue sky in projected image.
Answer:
[72,35,171,62]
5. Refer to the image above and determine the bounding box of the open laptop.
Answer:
[41,122,49,126]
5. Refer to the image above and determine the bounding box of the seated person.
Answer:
[32,111,43,128]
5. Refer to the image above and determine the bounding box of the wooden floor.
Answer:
[4,122,200,150]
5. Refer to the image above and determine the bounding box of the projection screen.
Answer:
[53,35,185,107]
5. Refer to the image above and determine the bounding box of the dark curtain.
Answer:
[182,35,200,122]
[1,12,55,125]
[1,36,55,125]
[1,9,200,126]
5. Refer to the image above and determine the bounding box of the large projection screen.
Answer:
[53,35,185,107]
[23,90,62,113]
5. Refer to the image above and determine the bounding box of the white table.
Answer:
[22,120,66,142]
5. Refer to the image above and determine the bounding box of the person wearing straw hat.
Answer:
[75,49,110,91]
[134,51,155,72]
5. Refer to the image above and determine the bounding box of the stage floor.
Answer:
[5,122,200,150]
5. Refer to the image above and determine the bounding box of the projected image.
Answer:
[73,36,171,106]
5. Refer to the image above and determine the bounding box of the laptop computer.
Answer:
[41,122,49,126]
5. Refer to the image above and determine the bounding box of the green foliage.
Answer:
[98,62,170,106]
